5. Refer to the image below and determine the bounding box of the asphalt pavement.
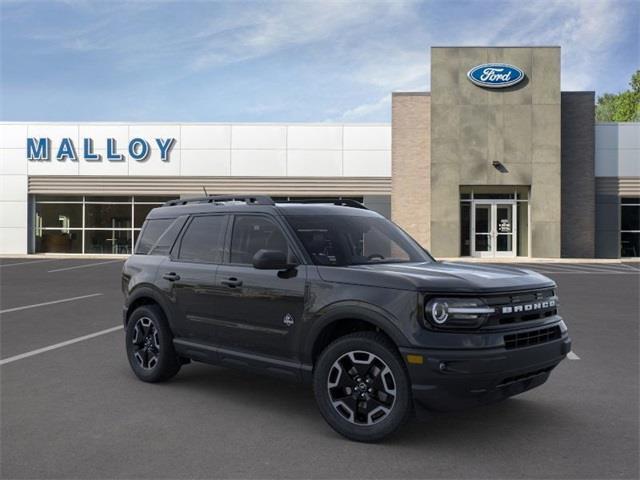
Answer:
[1,258,638,479]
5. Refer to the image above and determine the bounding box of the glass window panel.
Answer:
[136,217,186,255]
[475,205,491,233]
[475,235,491,252]
[621,205,640,231]
[85,196,132,203]
[496,234,513,252]
[84,230,132,255]
[134,204,161,228]
[495,205,513,233]
[473,193,515,199]
[179,215,227,263]
[230,216,289,264]
[35,230,82,253]
[460,203,470,256]
[517,202,529,256]
[36,195,83,202]
[136,219,174,255]
[621,232,640,258]
[85,203,132,228]
[134,196,174,203]
[286,215,430,266]
[36,203,83,229]
[621,197,640,204]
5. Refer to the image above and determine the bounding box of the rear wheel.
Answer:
[313,332,411,442]
[125,305,181,382]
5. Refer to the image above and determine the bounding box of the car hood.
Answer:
[316,261,555,293]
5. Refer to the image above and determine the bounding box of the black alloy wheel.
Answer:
[313,331,411,442]
[125,305,181,382]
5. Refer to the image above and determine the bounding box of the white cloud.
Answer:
[338,94,391,121]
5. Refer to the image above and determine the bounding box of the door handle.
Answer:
[162,272,181,281]
[221,277,243,288]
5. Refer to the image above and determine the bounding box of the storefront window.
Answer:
[621,197,640,258]
[34,195,172,254]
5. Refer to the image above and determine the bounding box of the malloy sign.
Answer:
[26,137,176,162]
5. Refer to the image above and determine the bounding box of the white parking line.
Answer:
[0,293,103,314]
[0,259,60,268]
[48,260,122,273]
[567,351,581,360]
[0,326,122,366]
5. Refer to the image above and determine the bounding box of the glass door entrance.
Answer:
[472,201,517,257]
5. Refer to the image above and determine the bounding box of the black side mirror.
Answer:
[252,249,295,270]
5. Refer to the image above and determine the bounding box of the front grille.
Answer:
[504,326,561,350]
[484,289,558,327]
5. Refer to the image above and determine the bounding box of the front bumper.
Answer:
[400,332,571,411]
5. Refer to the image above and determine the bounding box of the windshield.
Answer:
[285,215,433,266]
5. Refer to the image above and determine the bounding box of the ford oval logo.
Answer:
[467,63,525,88]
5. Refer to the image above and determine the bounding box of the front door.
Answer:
[208,214,307,360]
[472,201,517,257]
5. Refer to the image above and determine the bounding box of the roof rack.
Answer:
[279,198,368,209]
[163,195,275,207]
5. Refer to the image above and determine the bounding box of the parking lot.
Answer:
[1,258,638,479]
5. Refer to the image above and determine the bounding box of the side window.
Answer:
[178,215,227,263]
[230,216,292,265]
[136,217,184,255]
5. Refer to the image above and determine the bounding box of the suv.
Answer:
[122,195,571,442]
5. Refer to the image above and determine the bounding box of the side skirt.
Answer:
[173,338,313,383]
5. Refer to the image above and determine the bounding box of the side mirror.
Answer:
[252,249,295,270]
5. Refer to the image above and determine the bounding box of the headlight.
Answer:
[424,297,494,329]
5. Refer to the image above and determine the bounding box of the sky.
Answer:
[1,0,638,122]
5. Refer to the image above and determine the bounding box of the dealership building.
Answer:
[1,46,638,258]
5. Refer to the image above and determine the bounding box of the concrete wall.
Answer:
[561,92,595,257]
[429,46,562,257]
[391,93,431,247]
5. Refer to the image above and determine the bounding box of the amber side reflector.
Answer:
[406,354,424,365]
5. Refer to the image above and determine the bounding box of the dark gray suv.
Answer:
[122,195,571,442]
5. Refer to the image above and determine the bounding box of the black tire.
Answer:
[125,304,181,383]
[313,331,412,442]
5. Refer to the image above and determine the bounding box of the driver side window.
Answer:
[229,216,295,265]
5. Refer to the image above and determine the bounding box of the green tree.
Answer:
[596,70,640,122]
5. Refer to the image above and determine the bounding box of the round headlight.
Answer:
[430,301,449,324]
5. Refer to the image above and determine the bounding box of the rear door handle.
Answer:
[162,272,181,281]
[221,277,243,288]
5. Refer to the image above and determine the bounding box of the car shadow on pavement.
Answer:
[137,361,580,445]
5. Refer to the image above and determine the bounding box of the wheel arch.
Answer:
[304,303,409,366]
[125,285,172,327]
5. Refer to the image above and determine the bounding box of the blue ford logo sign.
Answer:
[467,63,525,88]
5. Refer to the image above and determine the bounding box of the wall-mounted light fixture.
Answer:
[492,161,509,173]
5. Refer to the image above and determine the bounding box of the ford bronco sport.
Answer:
[122,195,571,442]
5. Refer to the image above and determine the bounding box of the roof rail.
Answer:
[278,198,368,209]
[163,195,275,207]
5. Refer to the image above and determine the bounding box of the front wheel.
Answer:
[125,304,181,382]
[313,332,412,442]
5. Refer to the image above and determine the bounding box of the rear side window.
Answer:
[178,215,227,263]
[136,217,185,255]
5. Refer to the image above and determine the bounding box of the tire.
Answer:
[125,304,181,383]
[313,331,412,442]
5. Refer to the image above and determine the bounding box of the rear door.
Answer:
[159,214,229,341]
[210,214,307,360]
